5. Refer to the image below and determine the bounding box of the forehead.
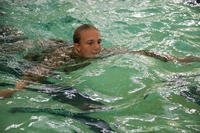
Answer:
[80,29,100,40]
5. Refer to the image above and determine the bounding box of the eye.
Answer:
[98,39,102,44]
[87,40,95,45]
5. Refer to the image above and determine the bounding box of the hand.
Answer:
[177,56,200,63]
[0,89,18,98]
[16,80,28,90]
[0,80,29,99]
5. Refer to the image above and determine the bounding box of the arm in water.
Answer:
[0,63,51,98]
[131,50,200,62]
[0,66,105,111]
[102,46,200,62]
[0,80,29,98]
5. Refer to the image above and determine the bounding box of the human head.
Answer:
[73,24,102,58]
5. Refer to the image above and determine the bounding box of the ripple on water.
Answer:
[29,95,50,103]
[1,0,200,133]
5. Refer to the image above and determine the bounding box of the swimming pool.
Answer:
[0,0,200,132]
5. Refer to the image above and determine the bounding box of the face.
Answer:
[74,29,102,58]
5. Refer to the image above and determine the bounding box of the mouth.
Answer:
[92,52,98,55]
[93,52,101,57]
[92,50,101,55]
[87,53,99,58]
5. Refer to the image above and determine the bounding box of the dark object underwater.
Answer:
[180,86,200,105]
[27,85,105,111]
[10,107,114,133]
[0,64,22,78]
[185,0,200,4]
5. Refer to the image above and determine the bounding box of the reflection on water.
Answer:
[0,0,200,132]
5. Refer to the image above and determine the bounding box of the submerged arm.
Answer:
[0,64,50,99]
[131,50,200,62]
[0,80,29,98]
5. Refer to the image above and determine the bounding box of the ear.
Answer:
[74,43,80,52]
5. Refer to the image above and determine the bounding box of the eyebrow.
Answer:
[86,38,102,42]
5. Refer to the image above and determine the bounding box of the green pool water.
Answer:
[0,0,200,132]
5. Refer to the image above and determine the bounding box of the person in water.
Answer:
[0,24,200,100]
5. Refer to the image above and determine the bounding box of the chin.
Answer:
[88,54,98,59]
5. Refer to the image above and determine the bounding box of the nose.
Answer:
[93,43,101,52]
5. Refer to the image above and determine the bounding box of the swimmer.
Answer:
[0,24,200,100]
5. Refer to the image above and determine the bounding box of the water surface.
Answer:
[0,0,200,132]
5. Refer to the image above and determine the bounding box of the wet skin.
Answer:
[74,29,102,58]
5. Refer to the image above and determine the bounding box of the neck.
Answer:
[71,47,79,58]
[71,47,87,61]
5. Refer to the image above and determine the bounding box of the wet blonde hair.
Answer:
[73,24,98,44]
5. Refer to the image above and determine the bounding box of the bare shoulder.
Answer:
[24,39,71,61]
